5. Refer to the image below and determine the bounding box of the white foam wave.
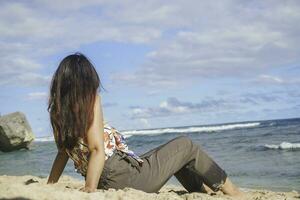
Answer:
[123,134,132,139]
[264,142,300,150]
[121,122,260,136]
[35,136,54,142]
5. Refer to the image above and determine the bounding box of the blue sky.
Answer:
[0,0,300,137]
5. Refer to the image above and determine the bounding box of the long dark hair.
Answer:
[47,53,104,150]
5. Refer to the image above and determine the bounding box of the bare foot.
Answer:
[220,178,247,199]
[200,183,216,195]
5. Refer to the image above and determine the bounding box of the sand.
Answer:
[0,175,299,200]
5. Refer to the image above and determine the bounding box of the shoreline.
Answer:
[0,175,299,200]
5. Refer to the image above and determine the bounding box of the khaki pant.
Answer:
[97,136,227,193]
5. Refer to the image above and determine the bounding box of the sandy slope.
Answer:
[0,175,299,200]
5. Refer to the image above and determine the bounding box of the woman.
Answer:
[47,53,245,198]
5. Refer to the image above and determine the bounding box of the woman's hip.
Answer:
[98,149,140,190]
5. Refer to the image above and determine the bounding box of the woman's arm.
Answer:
[82,94,106,192]
[47,148,69,184]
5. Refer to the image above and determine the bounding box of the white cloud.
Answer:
[254,74,300,85]
[110,1,300,88]
[129,89,300,119]
[139,118,151,128]
[1,0,300,89]
[25,92,48,100]
[0,1,163,87]
[129,97,229,118]
[257,75,284,84]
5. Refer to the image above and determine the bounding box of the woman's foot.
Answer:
[200,183,216,195]
[220,178,247,199]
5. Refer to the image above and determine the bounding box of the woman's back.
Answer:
[65,122,143,177]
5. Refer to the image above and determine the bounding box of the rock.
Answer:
[0,111,35,152]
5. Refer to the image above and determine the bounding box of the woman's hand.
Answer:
[79,186,96,193]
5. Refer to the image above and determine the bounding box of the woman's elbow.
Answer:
[90,147,105,158]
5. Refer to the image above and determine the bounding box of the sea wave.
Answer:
[264,142,300,150]
[34,122,261,140]
[35,136,54,142]
[121,122,260,136]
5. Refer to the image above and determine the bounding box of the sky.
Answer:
[0,0,300,137]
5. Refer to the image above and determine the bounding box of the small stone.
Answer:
[25,178,39,185]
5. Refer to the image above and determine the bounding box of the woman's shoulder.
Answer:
[103,120,116,130]
[103,121,123,135]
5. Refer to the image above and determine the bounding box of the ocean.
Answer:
[1,118,299,192]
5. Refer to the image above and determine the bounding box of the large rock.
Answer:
[0,111,35,152]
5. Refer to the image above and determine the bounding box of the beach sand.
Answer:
[0,175,299,200]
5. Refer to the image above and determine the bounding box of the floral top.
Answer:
[65,122,143,177]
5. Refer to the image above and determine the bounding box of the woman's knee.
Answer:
[174,135,193,147]
[174,135,205,152]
